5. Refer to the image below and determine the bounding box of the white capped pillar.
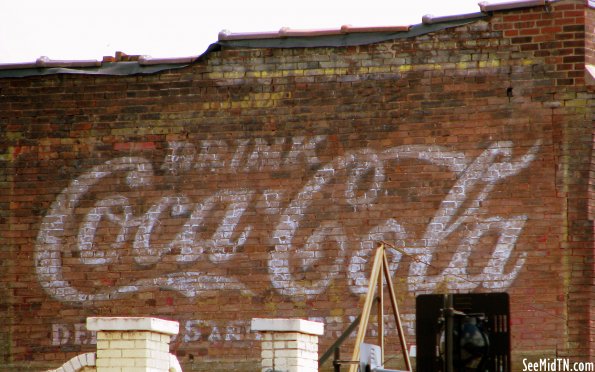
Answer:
[251,318,324,372]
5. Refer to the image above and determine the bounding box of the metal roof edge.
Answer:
[0,46,220,78]
[218,25,412,41]
[137,55,200,66]
[217,0,564,43]
[0,56,101,71]
[422,12,486,25]
[0,62,188,78]
[0,0,575,78]
[478,0,554,12]
[216,15,487,50]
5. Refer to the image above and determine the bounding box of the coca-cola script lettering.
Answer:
[35,136,541,305]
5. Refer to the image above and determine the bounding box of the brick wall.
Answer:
[0,0,592,370]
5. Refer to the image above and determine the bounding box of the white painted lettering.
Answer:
[35,138,540,305]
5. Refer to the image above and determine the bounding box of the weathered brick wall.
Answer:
[0,1,592,370]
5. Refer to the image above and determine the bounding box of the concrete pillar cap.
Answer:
[251,318,324,336]
[86,317,179,336]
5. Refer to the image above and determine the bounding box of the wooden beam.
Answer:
[348,245,383,372]
[383,252,412,371]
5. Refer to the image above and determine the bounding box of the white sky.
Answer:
[0,0,500,63]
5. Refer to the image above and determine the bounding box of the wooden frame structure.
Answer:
[348,243,412,372]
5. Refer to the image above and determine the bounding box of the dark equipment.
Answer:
[416,293,511,372]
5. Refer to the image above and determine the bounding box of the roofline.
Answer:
[0,0,568,76]
[218,25,412,41]
[218,0,558,42]
[422,12,486,25]
[0,56,100,71]
[479,0,549,12]
[0,54,201,71]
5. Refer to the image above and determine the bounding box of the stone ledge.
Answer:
[87,317,179,336]
[251,318,324,336]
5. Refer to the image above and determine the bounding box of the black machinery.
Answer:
[416,292,511,372]
[317,243,511,372]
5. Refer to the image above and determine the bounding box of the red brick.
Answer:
[0,1,592,371]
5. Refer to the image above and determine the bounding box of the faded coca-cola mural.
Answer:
[36,135,540,334]
[3,2,593,368]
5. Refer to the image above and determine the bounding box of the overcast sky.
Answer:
[1,0,502,63]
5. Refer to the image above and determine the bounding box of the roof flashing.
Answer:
[219,25,411,42]
[0,0,575,77]
[0,56,101,71]
[422,12,486,25]
[478,0,549,12]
